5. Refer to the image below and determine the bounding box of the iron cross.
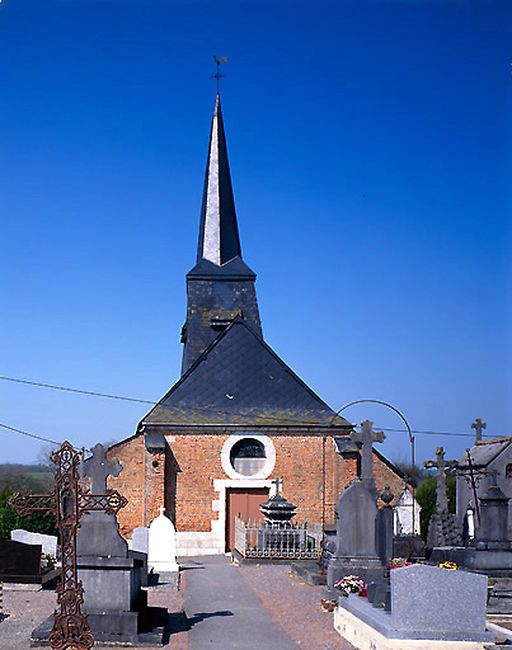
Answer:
[11,440,127,650]
[424,446,457,515]
[212,55,228,93]
[351,420,385,489]
[471,418,486,443]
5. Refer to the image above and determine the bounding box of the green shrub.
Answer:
[415,474,456,541]
[0,486,56,541]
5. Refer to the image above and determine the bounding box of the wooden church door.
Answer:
[225,487,269,552]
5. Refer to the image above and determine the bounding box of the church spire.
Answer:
[181,93,262,374]
[197,94,242,266]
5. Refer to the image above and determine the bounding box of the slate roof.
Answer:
[457,437,512,468]
[141,318,351,428]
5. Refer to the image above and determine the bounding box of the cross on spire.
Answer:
[471,418,486,443]
[351,420,385,490]
[424,446,458,515]
[212,55,228,93]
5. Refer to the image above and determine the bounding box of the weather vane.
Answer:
[212,55,228,93]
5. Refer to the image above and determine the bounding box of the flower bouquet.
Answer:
[40,553,57,570]
[389,557,412,570]
[333,575,366,598]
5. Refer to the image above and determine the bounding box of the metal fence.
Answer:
[234,517,323,560]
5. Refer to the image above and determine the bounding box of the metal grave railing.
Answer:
[234,516,323,560]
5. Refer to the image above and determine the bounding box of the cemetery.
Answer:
[3,421,512,648]
[0,4,508,648]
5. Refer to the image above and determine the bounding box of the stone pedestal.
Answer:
[426,513,462,549]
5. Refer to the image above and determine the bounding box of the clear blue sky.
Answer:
[0,0,510,466]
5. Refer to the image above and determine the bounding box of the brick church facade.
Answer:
[107,94,407,555]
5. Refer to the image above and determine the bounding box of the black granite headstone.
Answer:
[0,540,41,578]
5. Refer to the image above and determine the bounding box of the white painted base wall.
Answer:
[176,531,224,556]
[333,606,491,650]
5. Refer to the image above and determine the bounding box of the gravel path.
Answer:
[1,589,56,650]
[238,562,352,649]
[181,556,297,649]
[0,560,348,649]
[0,586,185,650]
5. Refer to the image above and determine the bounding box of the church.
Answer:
[108,93,408,556]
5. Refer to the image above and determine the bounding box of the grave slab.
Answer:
[334,564,494,648]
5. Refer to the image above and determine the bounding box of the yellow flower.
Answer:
[438,561,458,570]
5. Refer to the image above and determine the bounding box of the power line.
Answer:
[0,422,60,446]
[0,373,499,439]
[0,375,155,405]
[377,427,475,439]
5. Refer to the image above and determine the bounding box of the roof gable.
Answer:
[142,319,350,428]
[458,437,512,467]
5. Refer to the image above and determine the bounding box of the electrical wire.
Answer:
[0,375,154,405]
[0,421,60,446]
[0,373,499,440]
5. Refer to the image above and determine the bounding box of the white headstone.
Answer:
[148,506,179,573]
[393,488,421,535]
[131,526,150,554]
[10,529,57,557]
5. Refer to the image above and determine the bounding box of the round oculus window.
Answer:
[229,438,266,476]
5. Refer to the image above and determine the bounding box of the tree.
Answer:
[415,474,456,541]
[0,486,57,541]
[393,459,427,488]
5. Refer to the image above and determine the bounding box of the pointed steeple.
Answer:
[181,94,262,374]
[197,94,242,266]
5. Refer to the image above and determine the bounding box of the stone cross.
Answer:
[424,446,457,515]
[351,420,385,490]
[10,440,128,650]
[272,477,283,496]
[471,418,486,443]
[81,442,122,493]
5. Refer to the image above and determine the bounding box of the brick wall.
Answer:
[108,431,406,538]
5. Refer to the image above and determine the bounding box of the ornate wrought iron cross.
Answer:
[11,440,127,650]
[424,446,457,515]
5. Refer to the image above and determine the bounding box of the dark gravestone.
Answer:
[476,469,510,549]
[376,486,394,566]
[77,442,127,557]
[327,481,384,586]
[327,421,385,588]
[0,540,41,579]
[75,444,153,644]
[0,540,58,587]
